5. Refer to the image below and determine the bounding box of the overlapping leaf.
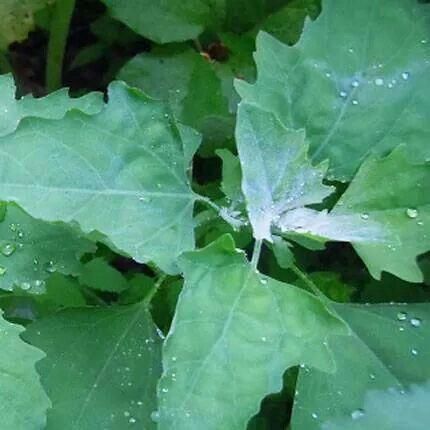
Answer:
[0,204,95,292]
[24,302,161,429]
[236,0,430,180]
[0,311,50,429]
[0,74,103,136]
[157,235,347,429]
[292,302,430,430]
[333,146,430,282]
[0,81,201,273]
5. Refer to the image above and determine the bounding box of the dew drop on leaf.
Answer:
[406,208,418,219]
[151,410,160,422]
[401,71,410,80]
[410,317,422,327]
[339,91,347,98]
[351,80,359,88]
[397,312,407,321]
[352,99,359,105]
[374,78,384,86]
[20,281,31,291]
[360,213,369,220]
[411,348,418,356]
[351,409,365,420]
[311,412,318,419]
[0,265,6,276]
[44,261,56,273]
[1,243,16,256]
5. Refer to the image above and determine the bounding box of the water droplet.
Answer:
[325,72,331,78]
[410,317,421,327]
[1,243,15,256]
[352,99,359,105]
[124,411,130,417]
[417,221,424,226]
[351,409,365,420]
[374,78,384,86]
[172,356,177,362]
[311,413,318,419]
[260,278,267,285]
[151,411,160,422]
[348,48,354,53]
[21,281,31,290]
[399,327,405,332]
[261,336,267,342]
[0,266,6,276]
[17,230,24,239]
[339,91,348,98]
[9,223,17,232]
[369,373,376,380]
[361,213,369,220]
[45,261,56,273]
[139,196,150,203]
[161,388,168,393]
[137,401,143,406]
[401,72,410,80]
[411,348,418,356]
[129,417,136,424]
[351,80,359,88]
[421,39,428,44]
[388,83,394,88]
[406,208,418,219]
[397,311,407,321]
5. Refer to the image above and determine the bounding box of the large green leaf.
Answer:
[322,380,430,430]
[156,234,347,429]
[0,0,55,49]
[0,81,200,273]
[0,311,50,429]
[333,146,430,282]
[236,0,430,180]
[292,302,430,430]
[24,302,162,429]
[0,74,103,136]
[0,204,95,292]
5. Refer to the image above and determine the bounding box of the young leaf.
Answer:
[292,303,430,430]
[235,104,332,240]
[333,146,430,282]
[23,302,162,429]
[236,0,430,180]
[157,234,347,429]
[0,81,201,273]
[322,381,430,430]
[0,0,55,49]
[0,311,50,429]
[0,204,95,292]
[0,74,103,136]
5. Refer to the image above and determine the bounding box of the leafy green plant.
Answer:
[1,0,429,429]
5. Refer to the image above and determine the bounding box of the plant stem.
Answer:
[0,51,13,75]
[290,264,329,302]
[251,239,263,270]
[46,0,76,92]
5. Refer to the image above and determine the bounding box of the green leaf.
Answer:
[261,0,320,45]
[0,74,103,136]
[236,0,430,180]
[0,0,55,49]
[0,311,50,429]
[292,302,430,429]
[0,204,95,292]
[23,303,162,429]
[100,0,224,43]
[333,146,430,282]
[322,380,430,430]
[0,81,201,273]
[79,257,128,293]
[156,234,347,429]
[118,46,233,144]
[216,149,243,204]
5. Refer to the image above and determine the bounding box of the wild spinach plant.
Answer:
[0,0,429,429]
